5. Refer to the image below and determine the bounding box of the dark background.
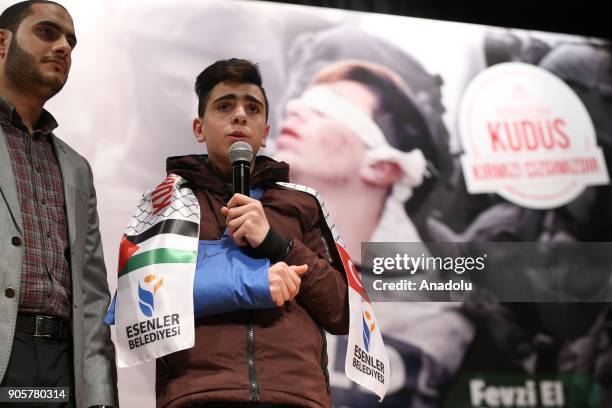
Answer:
[261,0,609,39]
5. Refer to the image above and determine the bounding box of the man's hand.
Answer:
[222,193,270,247]
[268,262,308,306]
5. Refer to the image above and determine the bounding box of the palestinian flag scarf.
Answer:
[112,174,199,367]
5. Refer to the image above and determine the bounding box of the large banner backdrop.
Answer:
[4,0,609,406]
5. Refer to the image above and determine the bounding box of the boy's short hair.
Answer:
[195,58,269,120]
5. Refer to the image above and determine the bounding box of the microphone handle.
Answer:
[233,161,250,196]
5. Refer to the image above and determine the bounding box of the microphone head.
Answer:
[228,141,254,164]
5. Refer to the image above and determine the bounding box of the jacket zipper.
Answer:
[249,162,270,181]
[247,318,260,401]
[318,325,331,394]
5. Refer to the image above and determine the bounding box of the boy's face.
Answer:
[193,81,269,176]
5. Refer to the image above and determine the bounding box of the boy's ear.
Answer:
[193,117,205,143]
[260,124,270,147]
[359,160,402,187]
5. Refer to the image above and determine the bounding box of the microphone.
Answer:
[228,141,254,196]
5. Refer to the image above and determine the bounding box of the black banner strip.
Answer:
[126,219,198,244]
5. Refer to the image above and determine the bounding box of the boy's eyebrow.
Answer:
[244,94,264,107]
[213,93,236,103]
[212,93,263,107]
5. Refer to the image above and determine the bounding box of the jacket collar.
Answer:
[166,154,290,197]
